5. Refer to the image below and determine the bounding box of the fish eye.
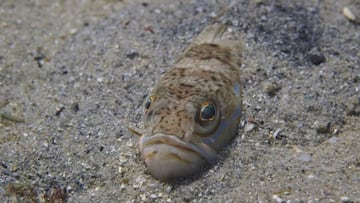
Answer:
[144,96,155,111]
[195,100,220,135]
[199,103,216,121]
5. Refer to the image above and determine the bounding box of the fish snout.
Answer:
[139,133,216,181]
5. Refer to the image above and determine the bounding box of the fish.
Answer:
[139,23,243,181]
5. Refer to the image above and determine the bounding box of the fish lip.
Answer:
[140,133,217,163]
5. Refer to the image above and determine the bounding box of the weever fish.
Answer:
[138,24,243,181]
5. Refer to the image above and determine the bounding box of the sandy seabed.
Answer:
[0,0,359,202]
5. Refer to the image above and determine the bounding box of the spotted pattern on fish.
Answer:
[139,24,243,181]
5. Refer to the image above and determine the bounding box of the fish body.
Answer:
[139,24,243,181]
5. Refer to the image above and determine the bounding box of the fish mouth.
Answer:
[140,133,217,163]
[139,133,217,181]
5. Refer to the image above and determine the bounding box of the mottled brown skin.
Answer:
[140,24,243,181]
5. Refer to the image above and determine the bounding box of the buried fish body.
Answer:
[139,24,243,181]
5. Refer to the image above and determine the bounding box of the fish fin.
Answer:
[191,23,228,45]
[183,23,243,68]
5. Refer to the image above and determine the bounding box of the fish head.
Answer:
[139,85,241,181]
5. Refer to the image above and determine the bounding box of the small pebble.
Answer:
[273,128,282,139]
[262,81,280,96]
[332,128,339,134]
[69,28,78,35]
[126,140,134,147]
[312,120,331,134]
[299,153,312,162]
[308,53,326,65]
[328,136,339,144]
[66,186,72,192]
[97,77,104,83]
[346,96,360,116]
[165,185,173,193]
[272,194,285,203]
[34,55,45,68]
[254,105,262,111]
[321,165,337,173]
[307,174,315,179]
[55,106,65,116]
[118,166,123,174]
[71,102,80,112]
[340,196,353,203]
[119,155,128,164]
[244,122,256,133]
[343,7,356,21]
[343,3,360,23]
[126,51,139,59]
[140,193,147,201]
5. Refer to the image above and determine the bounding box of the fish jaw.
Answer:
[139,133,217,181]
